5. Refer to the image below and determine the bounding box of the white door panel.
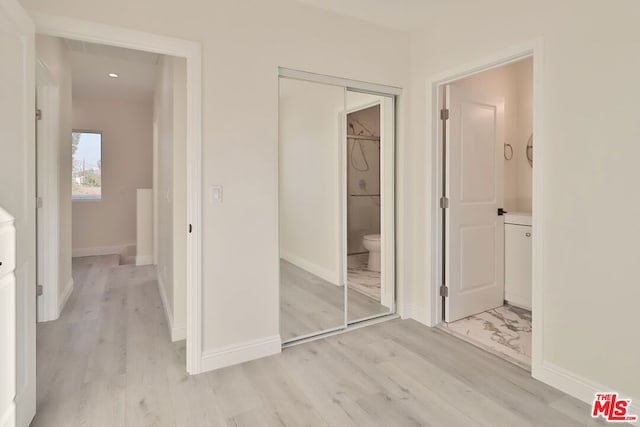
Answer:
[445,84,504,323]
[0,0,36,425]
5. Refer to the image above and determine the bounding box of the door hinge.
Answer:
[440,108,449,121]
[36,109,42,121]
[439,285,449,297]
[440,196,449,209]
[36,197,43,208]
[36,285,43,296]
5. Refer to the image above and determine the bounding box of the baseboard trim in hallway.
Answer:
[156,271,186,342]
[200,335,282,372]
[57,278,73,316]
[71,243,134,258]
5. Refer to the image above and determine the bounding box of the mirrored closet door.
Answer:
[345,90,395,324]
[279,71,396,344]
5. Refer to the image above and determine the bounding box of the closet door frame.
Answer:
[278,68,401,346]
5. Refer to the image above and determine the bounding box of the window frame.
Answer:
[71,129,103,201]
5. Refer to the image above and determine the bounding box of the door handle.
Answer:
[497,208,508,216]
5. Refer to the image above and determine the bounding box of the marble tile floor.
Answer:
[441,304,532,370]
[347,254,381,302]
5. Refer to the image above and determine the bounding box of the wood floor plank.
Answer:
[33,255,603,427]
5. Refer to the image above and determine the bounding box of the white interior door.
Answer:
[445,84,504,323]
[0,0,36,425]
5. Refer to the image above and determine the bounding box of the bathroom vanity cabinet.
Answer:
[504,213,532,310]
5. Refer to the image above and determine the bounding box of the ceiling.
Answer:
[293,0,435,31]
[65,39,160,102]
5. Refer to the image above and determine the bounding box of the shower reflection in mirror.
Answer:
[278,72,396,344]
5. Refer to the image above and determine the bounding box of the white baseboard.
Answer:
[14,387,35,427]
[135,255,153,266]
[280,251,339,286]
[57,278,73,316]
[72,243,134,258]
[200,335,281,372]
[0,402,15,427]
[156,271,179,341]
[406,303,434,327]
[535,361,639,426]
[171,324,186,341]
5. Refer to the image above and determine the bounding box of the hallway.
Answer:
[34,256,601,426]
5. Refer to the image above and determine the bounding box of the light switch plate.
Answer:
[211,185,223,204]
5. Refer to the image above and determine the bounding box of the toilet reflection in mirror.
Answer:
[346,103,382,300]
[345,91,394,323]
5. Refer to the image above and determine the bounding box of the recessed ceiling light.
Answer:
[108,73,119,78]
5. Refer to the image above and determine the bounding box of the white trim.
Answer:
[279,67,402,96]
[156,271,186,342]
[200,335,281,372]
[535,362,640,426]
[33,12,203,374]
[57,278,73,316]
[0,403,15,427]
[35,77,60,323]
[283,313,399,348]
[280,250,339,286]
[135,255,153,266]
[71,243,134,258]
[425,40,544,367]
[171,324,186,342]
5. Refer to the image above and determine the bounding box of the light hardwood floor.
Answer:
[280,260,390,342]
[33,255,604,426]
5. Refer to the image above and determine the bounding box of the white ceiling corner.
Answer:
[65,39,160,102]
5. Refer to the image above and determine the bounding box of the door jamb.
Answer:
[427,39,544,376]
[35,60,61,322]
[31,12,204,374]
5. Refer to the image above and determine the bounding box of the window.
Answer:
[72,131,102,200]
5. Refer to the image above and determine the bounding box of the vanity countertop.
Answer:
[504,212,532,226]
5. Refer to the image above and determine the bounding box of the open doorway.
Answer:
[436,57,534,370]
[33,36,192,420]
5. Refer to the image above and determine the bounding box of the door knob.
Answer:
[497,208,508,216]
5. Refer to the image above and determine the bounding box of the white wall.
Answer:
[153,55,187,340]
[21,0,640,411]
[72,97,153,254]
[20,0,410,364]
[453,58,533,213]
[35,35,73,313]
[279,79,343,284]
[408,0,640,401]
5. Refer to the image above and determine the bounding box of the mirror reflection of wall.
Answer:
[278,73,397,344]
[279,78,344,343]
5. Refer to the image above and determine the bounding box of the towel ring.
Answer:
[504,143,513,160]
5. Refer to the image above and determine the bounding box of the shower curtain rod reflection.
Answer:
[347,135,380,141]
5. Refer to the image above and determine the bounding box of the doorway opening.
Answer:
[33,18,203,385]
[436,56,535,370]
